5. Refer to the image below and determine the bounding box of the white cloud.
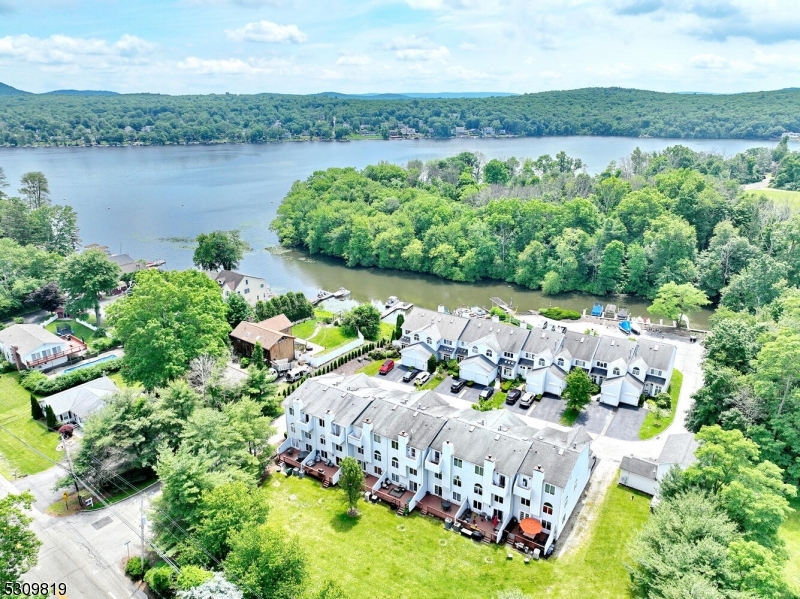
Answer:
[445,65,490,80]
[386,34,436,50]
[459,42,477,50]
[178,56,291,74]
[336,54,371,66]
[403,0,482,10]
[225,21,307,43]
[395,46,450,61]
[689,53,753,72]
[0,33,155,66]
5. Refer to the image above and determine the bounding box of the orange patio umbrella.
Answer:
[519,517,543,536]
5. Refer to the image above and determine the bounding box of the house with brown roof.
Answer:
[230,314,295,364]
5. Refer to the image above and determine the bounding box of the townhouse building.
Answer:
[279,373,594,552]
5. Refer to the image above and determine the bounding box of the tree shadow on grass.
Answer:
[560,408,580,427]
[330,510,362,532]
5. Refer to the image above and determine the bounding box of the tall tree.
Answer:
[339,456,365,516]
[0,492,41,587]
[193,230,249,271]
[58,249,121,327]
[341,304,381,341]
[18,172,50,208]
[563,368,592,413]
[647,282,710,328]
[107,270,230,390]
[0,166,8,199]
[225,292,252,328]
[25,282,65,313]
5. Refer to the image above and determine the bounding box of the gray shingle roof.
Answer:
[636,340,677,372]
[359,399,449,450]
[620,456,658,480]
[401,308,470,343]
[593,336,637,364]
[43,376,118,420]
[519,437,583,488]
[658,433,699,467]
[560,331,601,363]
[288,379,373,425]
[522,329,564,356]
[460,354,497,374]
[459,320,530,353]
[430,419,531,477]
[0,324,64,357]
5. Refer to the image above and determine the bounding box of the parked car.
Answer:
[285,365,310,383]
[519,392,535,409]
[450,378,467,393]
[379,359,395,375]
[402,368,418,382]
[505,389,522,405]
[414,371,432,386]
[479,387,494,400]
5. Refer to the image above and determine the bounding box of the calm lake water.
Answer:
[0,137,771,328]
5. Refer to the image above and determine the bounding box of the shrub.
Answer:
[322,316,333,324]
[240,357,250,369]
[92,336,121,353]
[0,356,14,374]
[13,316,24,324]
[20,358,123,395]
[176,565,213,591]
[654,392,672,410]
[539,307,581,320]
[144,564,174,595]
[500,380,513,392]
[124,556,147,580]
[93,326,107,337]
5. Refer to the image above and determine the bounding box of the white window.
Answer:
[473,500,483,511]
[474,483,483,495]
[408,447,416,458]
[318,417,325,427]
[332,424,341,436]
[596,361,607,368]
[472,346,478,354]
[410,481,419,492]
[373,433,381,443]
[434,471,442,480]
[414,334,420,342]
[557,358,565,367]
[306,443,312,452]
[409,468,418,477]
[426,337,432,344]
[538,358,545,366]
[519,511,530,520]
[391,473,400,482]
[612,367,620,376]
[453,476,462,488]
[543,502,554,515]
[443,339,452,346]
[375,466,382,475]
[542,519,552,531]
[504,351,513,358]
[632,367,640,376]
[289,408,295,416]
[290,423,296,434]
[334,444,343,452]
[544,483,555,495]
[453,491,462,502]
[434,484,443,496]
[357,446,364,455]
[520,497,530,507]
[475,465,484,476]
[519,477,528,488]
[492,494,503,504]
[374,450,382,462]
[320,436,326,445]
[486,349,493,358]
[321,450,329,459]
[391,440,399,450]
[391,457,399,468]
[303,432,312,439]
[454,458,462,468]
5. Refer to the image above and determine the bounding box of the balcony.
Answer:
[297,417,313,433]
[347,430,363,448]
[424,454,442,474]
[328,426,345,444]
[402,450,422,468]
[26,338,87,368]
[513,481,533,499]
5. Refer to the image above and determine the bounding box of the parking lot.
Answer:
[433,375,488,404]
[603,404,647,441]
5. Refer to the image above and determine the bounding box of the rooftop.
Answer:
[0,324,65,357]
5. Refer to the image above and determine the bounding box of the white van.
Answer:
[285,366,310,383]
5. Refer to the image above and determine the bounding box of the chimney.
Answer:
[438,305,445,313]
[492,315,500,323]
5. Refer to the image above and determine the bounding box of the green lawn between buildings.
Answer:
[781,498,800,595]
[638,370,683,440]
[0,373,61,477]
[263,474,650,599]
[44,319,100,345]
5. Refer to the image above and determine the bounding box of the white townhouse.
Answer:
[525,331,600,398]
[601,338,677,407]
[397,309,470,369]
[278,373,594,553]
[204,270,271,306]
[455,318,530,385]
[619,433,699,496]
[0,324,83,371]
[630,340,677,397]
[517,329,565,378]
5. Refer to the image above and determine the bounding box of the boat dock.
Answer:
[311,288,350,306]
[382,302,413,319]
[490,297,515,314]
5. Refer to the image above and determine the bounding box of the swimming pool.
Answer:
[63,354,119,374]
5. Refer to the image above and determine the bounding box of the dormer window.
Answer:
[538,358,545,366]
[633,367,640,376]
[426,337,432,345]
[557,358,565,367]
[413,334,420,342]
[612,367,620,376]
[472,346,478,354]
[486,349,493,358]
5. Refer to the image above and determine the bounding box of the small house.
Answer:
[40,376,119,426]
[0,324,85,371]
[205,270,271,306]
[230,314,295,364]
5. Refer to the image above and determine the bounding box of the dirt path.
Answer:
[742,175,771,190]
[555,457,619,558]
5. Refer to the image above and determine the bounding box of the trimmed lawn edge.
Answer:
[638,369,683,440]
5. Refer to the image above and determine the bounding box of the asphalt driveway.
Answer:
[604,404,647,441]
[434,375,488,404]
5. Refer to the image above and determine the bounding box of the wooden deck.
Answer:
[504,520,550,553]
[304,460,340,487]
[363,474,379,491]
[417,493,458,521]
[374,482,414,514]
[277,449,306,470]
[457,508,501,543]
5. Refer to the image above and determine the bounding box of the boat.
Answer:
[385,296,399,308]
[590,302,603,317]
[619,320,632,334]
[630,322,641,335]
[317,290,331,299]
[334,287,350,298]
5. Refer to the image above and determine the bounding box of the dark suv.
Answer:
[479,387,494,401]
[505,389,522,405]
[402,369,418,383]
[450,378,467,393]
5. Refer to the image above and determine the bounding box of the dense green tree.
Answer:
[30,394,43,420]
[647,282,710,328]
[483,159,510,184]
[564,368,592,413]
[720,255,788,313]
[341,304,381,340]
[193,230,249,271]
[223,525,306,599]
[696,221,756,298]
[593,240,626,294]
[44,404,57,430]
[339,456,365,516]
[0,492,41,586]
[58,248,121,326]
[225,292,252,328]
[772,152,800,190]
[18,171,50,208]
[107,270,230,389]
[25,282,64,312]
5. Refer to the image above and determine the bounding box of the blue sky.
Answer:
[1,0,799,94]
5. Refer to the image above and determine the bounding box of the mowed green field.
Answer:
[746,188,800,210]
[781,498,800,595]
[0,373,61,477]
[262,474,651,599]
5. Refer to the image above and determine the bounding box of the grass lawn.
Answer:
[45,319,99,344]
[262,474,650,599]
[418,372,445,391]
[638,370,683,440]
[781,498,800,595]
[0,373,61,477]
[560,407,580,427]
[292,310,334,340]
[356,361,384,376]
[379,322,395,341]
[746,188,800,210]
[310,326,357,354]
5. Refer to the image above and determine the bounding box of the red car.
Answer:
[379,359,395,375]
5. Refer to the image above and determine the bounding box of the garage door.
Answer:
[401,353,426,371]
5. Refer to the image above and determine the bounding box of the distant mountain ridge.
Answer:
[316,91,519,100]
[0,82,31,96]
[44,89,120,96]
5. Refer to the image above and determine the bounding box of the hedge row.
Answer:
[20,358,123,395]
[539,307,582,320]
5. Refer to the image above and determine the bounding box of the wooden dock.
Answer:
[311,288,350,306]
[490,297,515,314]
[381,302,413,319]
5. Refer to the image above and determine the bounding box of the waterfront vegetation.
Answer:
[261,472,650,599]
[638,370,683,440]
[782,499,800,595]
[4,88,800,147]
[0,373,60,477]
[273,145,800,310]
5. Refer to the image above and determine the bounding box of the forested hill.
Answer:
[2,87,800,146]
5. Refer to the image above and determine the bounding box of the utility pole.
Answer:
[140,496,147,566]
[61,432,82,506]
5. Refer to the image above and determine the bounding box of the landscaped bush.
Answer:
[13,316,24,324]
[240,357,250,368]
[144,564,174,595]
[124,556,147,580]
[0,357,14,374]
[20,357,123,395]
[654,392,672,410]
[500,380,513,392]
[539,307,581,320]
[91,336,121,353]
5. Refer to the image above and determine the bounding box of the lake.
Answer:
[0,137,772,328]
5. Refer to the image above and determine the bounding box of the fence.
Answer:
[41,315,59,327]
[76,318,99,332]
[307,331,364,368]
